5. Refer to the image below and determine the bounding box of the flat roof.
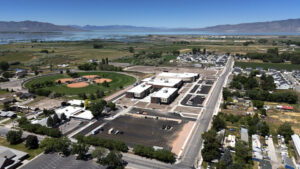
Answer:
[73,110,93,120]
[158,72,199,78]
[292,134,300,156]
[142,77,182,87]
[55,106,83,118]
[128,83,152,94]
[68,99,84,106]
[151,87,177,99]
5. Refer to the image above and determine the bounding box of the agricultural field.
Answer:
[235,61,300,71]
[24,71,136,95]
[0,36,291,68]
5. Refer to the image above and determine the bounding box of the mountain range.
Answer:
[1,19,300,33]
[0,20,80,32]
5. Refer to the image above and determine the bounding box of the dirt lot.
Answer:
[27,98,62,109]
[92,115,187,150]
[125,66,218,76]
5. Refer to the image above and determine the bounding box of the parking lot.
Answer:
[181,94,206,107]
[91,114,187,150]
[20,153,102,169]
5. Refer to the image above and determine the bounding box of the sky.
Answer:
[1,0,300,28]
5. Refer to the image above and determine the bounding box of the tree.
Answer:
[47,116,54,128]
[153,149,176,164]
[105,58,109,64]
[40,137,71,155]
[6,130,23,145]
[252,100,264,109]
[201,130,221,162]
[0,61,9,71]
[61,113,67,121]
[259,122,269,137]
[71,143,89,160]
[235,140,251,165]
[84,99,89,108]
[129,47,134,53]
[278,122,294,143]
[92,147,107,163]
[107,102,116,110]
[2,72,11,78]
[90,101,106,117]
[220,149,232,166]
[25,135,39,149]
[212,114,226,131]
[101,151,123,169]
[103,80,109,87]
[53,113,61,125]
[90,93,96,100]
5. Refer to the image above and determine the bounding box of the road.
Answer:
[177,57,233,168]
[122,57,233,169]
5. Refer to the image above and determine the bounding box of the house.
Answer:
[55,106,93,120]
[259,160,272,169]
[0,98,15,105]
[283,156,295,169]
[241,128,249,142]
[252,134,263,161]
[0,146,28,169]
[150,87,178,104]
[126,83,152,99]
[67,99,84,106]
[0,111,16,118]
[15,68,27,78]
[291,134,300,163]
[224,135,236,148]
[233,67,242,75]
[15,92,35,100]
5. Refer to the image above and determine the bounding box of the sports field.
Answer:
[24,71,136,95]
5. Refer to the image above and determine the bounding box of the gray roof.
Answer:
[241,128,249,142]
[0,111,16,117]
[283,156,294,168]
[259,160,272,169]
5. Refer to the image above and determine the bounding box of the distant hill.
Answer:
[74,25,166,31]
[1,18,300,33]
[197,18,300,33]
[0,20,80,32]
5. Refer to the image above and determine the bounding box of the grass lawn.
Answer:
[0,137,44,160]
[25,71,136,95]
[235,61,300,71]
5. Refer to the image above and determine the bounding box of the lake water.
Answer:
[1,31,300,44]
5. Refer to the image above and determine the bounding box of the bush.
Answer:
[75,135,128,152]
[26,135,39,149]
[133,145,175,163]
[18,117,61,137]
[93,44,104,49]
[6,130,23,145]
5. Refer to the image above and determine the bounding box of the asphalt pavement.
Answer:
[122,57,233,169]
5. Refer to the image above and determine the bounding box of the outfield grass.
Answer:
[24,71,136,95]
[0,137,44,160]
[235,61,300,71]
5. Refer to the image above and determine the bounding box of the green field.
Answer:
[235,61,300,71]
[25,71,136,95]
